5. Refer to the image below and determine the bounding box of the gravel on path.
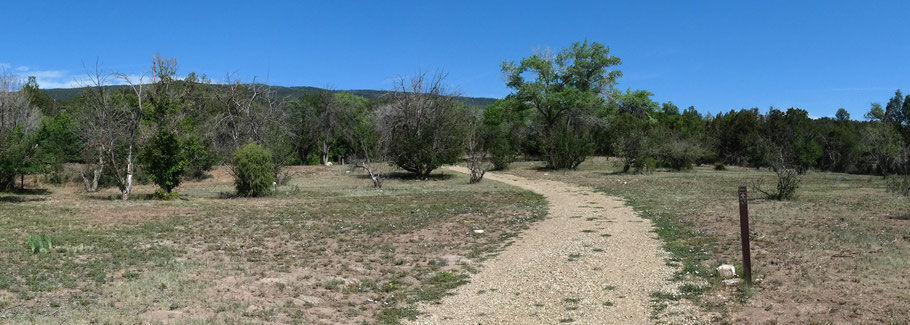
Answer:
[409,167,697,324]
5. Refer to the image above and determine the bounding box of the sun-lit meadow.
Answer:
[0,166,545,324]
[508,158,910,324]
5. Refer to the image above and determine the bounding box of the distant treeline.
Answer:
[40,84,498,108]
[2,43,909,197]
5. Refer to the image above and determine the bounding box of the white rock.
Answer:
[723,278,742,286]
[326,162,333,166]
[717,264,736,279]
[473,229,485,234]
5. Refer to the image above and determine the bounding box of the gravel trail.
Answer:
[410,167,690,324]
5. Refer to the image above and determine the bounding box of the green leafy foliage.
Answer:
[26,234,55,254]
[142,129,186,193]
[502,40,620,169]
[231,143,275,197]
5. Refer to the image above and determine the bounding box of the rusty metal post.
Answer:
[738,186,752,285]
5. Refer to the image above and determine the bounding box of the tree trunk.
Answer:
[322,139,329,165]
[20,174,25,190]
[122,149,133,201]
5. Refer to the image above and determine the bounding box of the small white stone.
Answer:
[473,229,485,234]
[723,278,742,286]
[716,264,736,279]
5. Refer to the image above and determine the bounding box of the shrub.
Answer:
[887,175,910,196]
[231,143,275,197]
[714,162,726,171]
[633,156,657,174]
[182,136,216,181]
[488,136,516,170]
[656,138,705,171]
[142,129,186,194]
[26,234,55,254]
[153,188,180,200]
[542,117,596,170]
[773,168,800,200]
[753,167,800,200]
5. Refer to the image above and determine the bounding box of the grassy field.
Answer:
[509,158,910,324]
[0,166,546,324]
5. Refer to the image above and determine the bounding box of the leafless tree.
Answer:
[112,72,148,200]
[466,111,489,183]
[0,70,38,132]
[75,61,145,199]
[210,76,292,178]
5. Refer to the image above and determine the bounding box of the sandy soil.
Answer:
[410,167,698,324]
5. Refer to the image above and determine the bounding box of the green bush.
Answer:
[634,156,657,174]
[231,143,275,197]
[714,162,726,171]
[153,188,180,200]
[26,234,55,254]
[142,129,186,193]
[488,135,517,170]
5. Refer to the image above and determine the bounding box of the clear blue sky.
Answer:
[1,1,908,118]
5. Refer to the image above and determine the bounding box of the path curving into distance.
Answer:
[410,166,695,324]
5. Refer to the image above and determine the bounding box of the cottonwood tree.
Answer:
[502,41,622,169]
[0,70,40,190]
[375,72,469,178]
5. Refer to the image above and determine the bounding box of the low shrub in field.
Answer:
[26,234,55,254]
[633,156,657,174]
[231,143,275,197]
[887,175,910,196]
[714,162,726,170]
[754,167,800,200]
[153,188,180,200]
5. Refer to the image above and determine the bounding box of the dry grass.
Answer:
[508,157,910,324]
[0,165,546,324]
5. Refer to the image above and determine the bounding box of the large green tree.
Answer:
[502,40,622,169]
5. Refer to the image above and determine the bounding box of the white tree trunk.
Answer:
[322,139,329,166]
[81,154,104,192]
[121,148,133,201]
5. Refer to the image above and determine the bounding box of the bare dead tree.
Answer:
[466,111,489,184]
[111,71,148,200]
[210,76,292,180]
[74,60,146,199]
[74,63,114,192]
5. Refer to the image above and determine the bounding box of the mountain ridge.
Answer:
[40,85,499,107]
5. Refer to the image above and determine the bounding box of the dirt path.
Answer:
[411,167,694,324]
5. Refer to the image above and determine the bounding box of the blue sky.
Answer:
[1,1,907,118]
